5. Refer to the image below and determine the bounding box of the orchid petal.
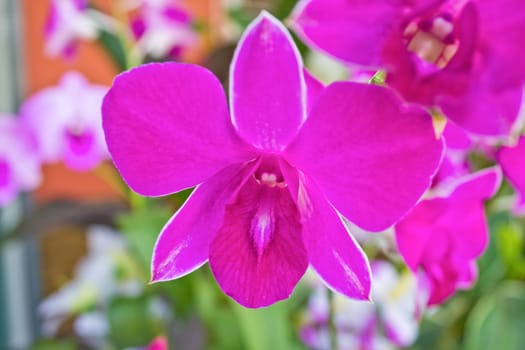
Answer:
[442,122,472,150]
[301,176,371,300]
[0,160,17,205]
[396,168,500,305]
[477,0,525,89]
[394,206,437,270]
[438,78,523,137]
[498,137,525,214]
[151,162,257,282]
[209,175,308,308]
[303,69,324,113]
[438,168,501,258]
[286,82,443,231]
[230,11,306,152]
[397,167,500,267]
[290,0,404,67]
[103,63,254,196]
[280,161,371,300]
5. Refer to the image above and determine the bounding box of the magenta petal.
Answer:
[229,11,306,151]
[209,175,308,308]
[301,176,371,300]
[396,168,501,305]
[497,137,525,214]
[442,122,472,150]
[303,69,324,113]
[0,159,17,205]
[394,209,436,270]
[477,0,525,89]
[103,63,254,196]
[151,162,257,282]
[438,79,523,137]
[398,168,500,266]
[286,82,443,231]
[291,0,403,67]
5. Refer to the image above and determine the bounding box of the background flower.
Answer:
[21,71,109,171]
[45,0,99,57]
[0,115,41,205]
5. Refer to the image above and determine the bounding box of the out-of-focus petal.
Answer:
[438,78,523,137]
[476,0,525,90]
[497,137,525,214]
[394,204,439,270]
[0,116,42,204]
[103,63,255,196]
[286,82,443,231]
[209,174,308,308]
[442,122,472,150]
[21,71,108,171]
[230,11,306,152]
[290,0,404,67]
[396,167,501,305]
[45,0,97,57]
[63,129,101,171]
[0,160,17,205]
[151,161,257,282]
[147,336,168,350]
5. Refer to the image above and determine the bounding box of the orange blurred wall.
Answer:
[21,0,222,203]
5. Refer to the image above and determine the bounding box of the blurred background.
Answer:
[1,0,525,349]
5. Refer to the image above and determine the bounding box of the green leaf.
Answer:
[117,206,171,271]
[494,217,525,277]
[463,281,525,350]
[30,339,76,350]
[97,29,128,72]
[230,299,294,350]
[108,297,159,348]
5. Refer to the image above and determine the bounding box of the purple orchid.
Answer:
[45,0,99,58]
[395,167,501,305]
[0,116,41,206]
[291,0,525,138]
[131,0,197,59]
[497,136,525,215]
[21,72,109,171]
[103,12,443,308]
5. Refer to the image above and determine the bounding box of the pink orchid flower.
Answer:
[131,0,198,59]
[103,12,443,308]
[291,0,525,138]
[497,136,525,215]
[45,0,99,58]
[21,72,109,171]
[395,167,501,305]
[0,116,41,206]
